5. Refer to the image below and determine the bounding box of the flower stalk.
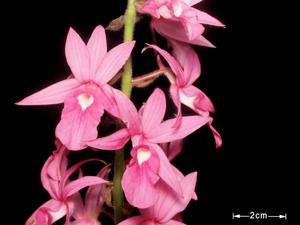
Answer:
[114,0,136,224]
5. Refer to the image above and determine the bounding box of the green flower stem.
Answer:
[113,0,136,224]
[121,0,136,97]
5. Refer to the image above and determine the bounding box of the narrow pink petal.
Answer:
[170,84,183,127]
[68,193,84,220]
[94,41,135,84]
[65,28,90,81]
[151,144,183,197]
[117,216,145,225]
[192,9,225,27]
[172,165,198,200]
[180,19,205,41]
[87,25,107,76]
[25,199,67,225]
[141,172,197,223]
[63,176,108,198]
[147,116,210,143]
[61,158,106,189]
[142,88,166,133]
[161,139,183,161]
[87,128,130,150]
[85,165,110,214]
[122,163,159,208]
[100,85,141,134]
[16,79,81,105]
[159,172,197,222]
[152,19,215,47]
[41,141,68,199]
[209,121,222,148]
[170,41,201,86]
[55,88,104,150]
[144,44,184,82]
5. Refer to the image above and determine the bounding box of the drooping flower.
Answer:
[118,172,198,225]
[145,43,222,147]
[139,0,224,46]
[17,25,135,150]
[25,140,108,225]
[69,165,111,225]
[88,88,210,208]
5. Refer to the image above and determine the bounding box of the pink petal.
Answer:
[122,163,159,208]
[180,85,215,113]
[147,116,210,143]
[94,41,135,85]
[87,128,130,150]
[161,139,183,161]
[16,79,81,105]
[63,176,108,198]
[139,0,160,18]
[182,0,202,6]
[151,144,183,197]
[117,216,145,225]
[65,28,90,82]
[85,165,110,214]
[61,158,106,189]
[170,84,182,126]
[152,19,215,47]
[180,19,206,41]
[141,172,197,223]
[100,85,141,134]
[87,25,107,76]
[209,121,222,148]
[144,44,184,82]
[142,88,166,133]
[191,9,224,27]
[25,199,67,225]
[159,172,197,222]
[55,88,104,150]
[41,141,69,199]
[68,193,84,220]
[170,41,201,86]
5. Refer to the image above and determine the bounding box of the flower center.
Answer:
[137,149,151,165]
[77,93,94,111]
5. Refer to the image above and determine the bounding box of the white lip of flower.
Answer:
[137,149,151,165]
[173,4,183,17]
[158,5,172,18]
[179,91,196,109]
[77,93,94,111]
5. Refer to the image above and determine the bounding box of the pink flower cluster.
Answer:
[18,1,223,224]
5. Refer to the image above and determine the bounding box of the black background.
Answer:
[2,0,294,224]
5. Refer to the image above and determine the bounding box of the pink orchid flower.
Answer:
[145,43,222,148]
[17,25,135,150]
[140,0,224,46]
[118,172,198,225]
[69,165,111,225]
[88,88,210,208]
[25,140,108,225]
